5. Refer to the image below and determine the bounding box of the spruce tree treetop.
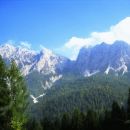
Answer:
[0,55,11,129]
[127,88,130,120]
[9,60,29,130]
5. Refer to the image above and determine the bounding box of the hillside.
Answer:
[30,74,130,119]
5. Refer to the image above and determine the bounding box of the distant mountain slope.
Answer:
[76,41,130,76]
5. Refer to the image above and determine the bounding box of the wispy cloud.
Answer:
[5,40,15,45]
[61,17,130,60]
[39,44,46,49]
[20,41,31,49]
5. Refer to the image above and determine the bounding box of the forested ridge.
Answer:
[28,88,130,130]
[31,74,130,119]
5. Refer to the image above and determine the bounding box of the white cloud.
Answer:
[20,41,31,49]
[39,44,46,49]
[5,40,15,45]
[63,17,130,60]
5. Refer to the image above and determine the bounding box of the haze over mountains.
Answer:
[0,40,130,103]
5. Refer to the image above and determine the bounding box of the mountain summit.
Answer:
[0,44,69,76]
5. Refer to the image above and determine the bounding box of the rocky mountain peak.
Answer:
[76,41,130,76]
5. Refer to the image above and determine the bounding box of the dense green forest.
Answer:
[0,56,130,130]
[30,74,130,119]
[28,88,130,130]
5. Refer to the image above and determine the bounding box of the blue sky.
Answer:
[0,0,130,59]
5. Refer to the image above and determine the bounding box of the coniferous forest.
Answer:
[28,88,130,130]
[0,57,130,130]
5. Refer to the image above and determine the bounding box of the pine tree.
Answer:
[43,117,52,130]
[53,117,60,130]
[0,56,11,130]
[127,88,130,120]
[111,101,124,129]
[86,110,98,130]
[71,109,83,130]
[8,60,28,130]
[111,101,121,120]
[27,118,42,130]
[102,110,111,130]
[61,113,70,130]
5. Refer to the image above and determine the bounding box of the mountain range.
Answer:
[0,40,130,103]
